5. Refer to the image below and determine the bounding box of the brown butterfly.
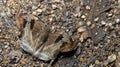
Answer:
[16,9,79,67]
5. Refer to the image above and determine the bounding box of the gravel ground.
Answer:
[0,0,120,67]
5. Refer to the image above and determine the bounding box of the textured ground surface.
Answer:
[0,0,120,67]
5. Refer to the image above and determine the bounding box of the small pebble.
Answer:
[89,64,95,67]
[95,60,100,64]
[4,42,9,45]
[74,14,78,17]
[108,13,112,17]
[78,21,84,26]
[115,18,120,23]
[98,44,103,48]
[32,5,38,10]
[108,23,112,26]
[4,45,8,49]
[49,17,53,22]
[86,5,90,10]
[79,57,86,63]
[0,12,6,17]
[77,12,81,17]
[32,0,39,6]
[81,15,86,19]
[52,4,57,9]
[40,63,44,67]
[77,26,86,33]
[36,9,42,13]
[103,60,109,66]
[0,22,3,26]
[87,21,91,26]
[107,54,116,63]
[51,26,55,30]
[118,52,120,56]
[94,17,99,22]
[101,21,106,25]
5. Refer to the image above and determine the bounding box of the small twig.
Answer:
[98,6,112,15]
[83,55,97,67]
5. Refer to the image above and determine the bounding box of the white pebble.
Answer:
[101,21,106,25]
[108,13,112,17]
[87,21,91,26]
[86,5,90,10]
[4,45,8,49]
[95,60,100,64]
[36,9,42,13]
[51,26,55,30]
[89,64,94,67]
[52,4,57,9]
[32,11,37,15]
[49,17,53,22]
[116,18,120,23]
[32,5,38,10]
[94,17,99,22]
[108,23,112,26]
[81,15,86,19]
[108,54,116,63]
